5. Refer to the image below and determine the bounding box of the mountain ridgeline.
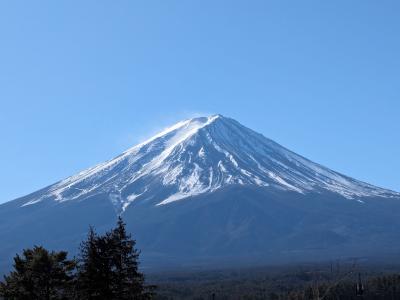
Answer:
[1,115,399,272]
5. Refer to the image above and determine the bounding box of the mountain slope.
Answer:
[1,114,399,273]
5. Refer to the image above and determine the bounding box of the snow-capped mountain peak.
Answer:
[21,114,399,210]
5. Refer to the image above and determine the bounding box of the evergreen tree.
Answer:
[76,227,113,300]
[110,217,152,299]
[76,220,154,299]
[0,246,75,300]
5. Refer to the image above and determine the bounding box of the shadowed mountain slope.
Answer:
[1,115,399,272]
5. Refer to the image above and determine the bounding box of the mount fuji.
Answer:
[1,115,399,272]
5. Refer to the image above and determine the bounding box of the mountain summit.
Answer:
[1,115,399,272]
[20,114,399,211]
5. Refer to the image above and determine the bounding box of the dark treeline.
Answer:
[152,264,400,300]
[0,217,154,300]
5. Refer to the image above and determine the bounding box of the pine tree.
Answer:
[76,227,113,300]
[110,217,152,299]
[76,220,154,299]
[0,246,75,300]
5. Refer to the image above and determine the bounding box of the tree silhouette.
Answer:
[0,246,75,300]
[76,218,154,299]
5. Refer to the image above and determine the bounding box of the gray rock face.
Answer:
[1,115,399,272]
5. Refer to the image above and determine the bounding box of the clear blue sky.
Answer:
[1,1,399,203]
